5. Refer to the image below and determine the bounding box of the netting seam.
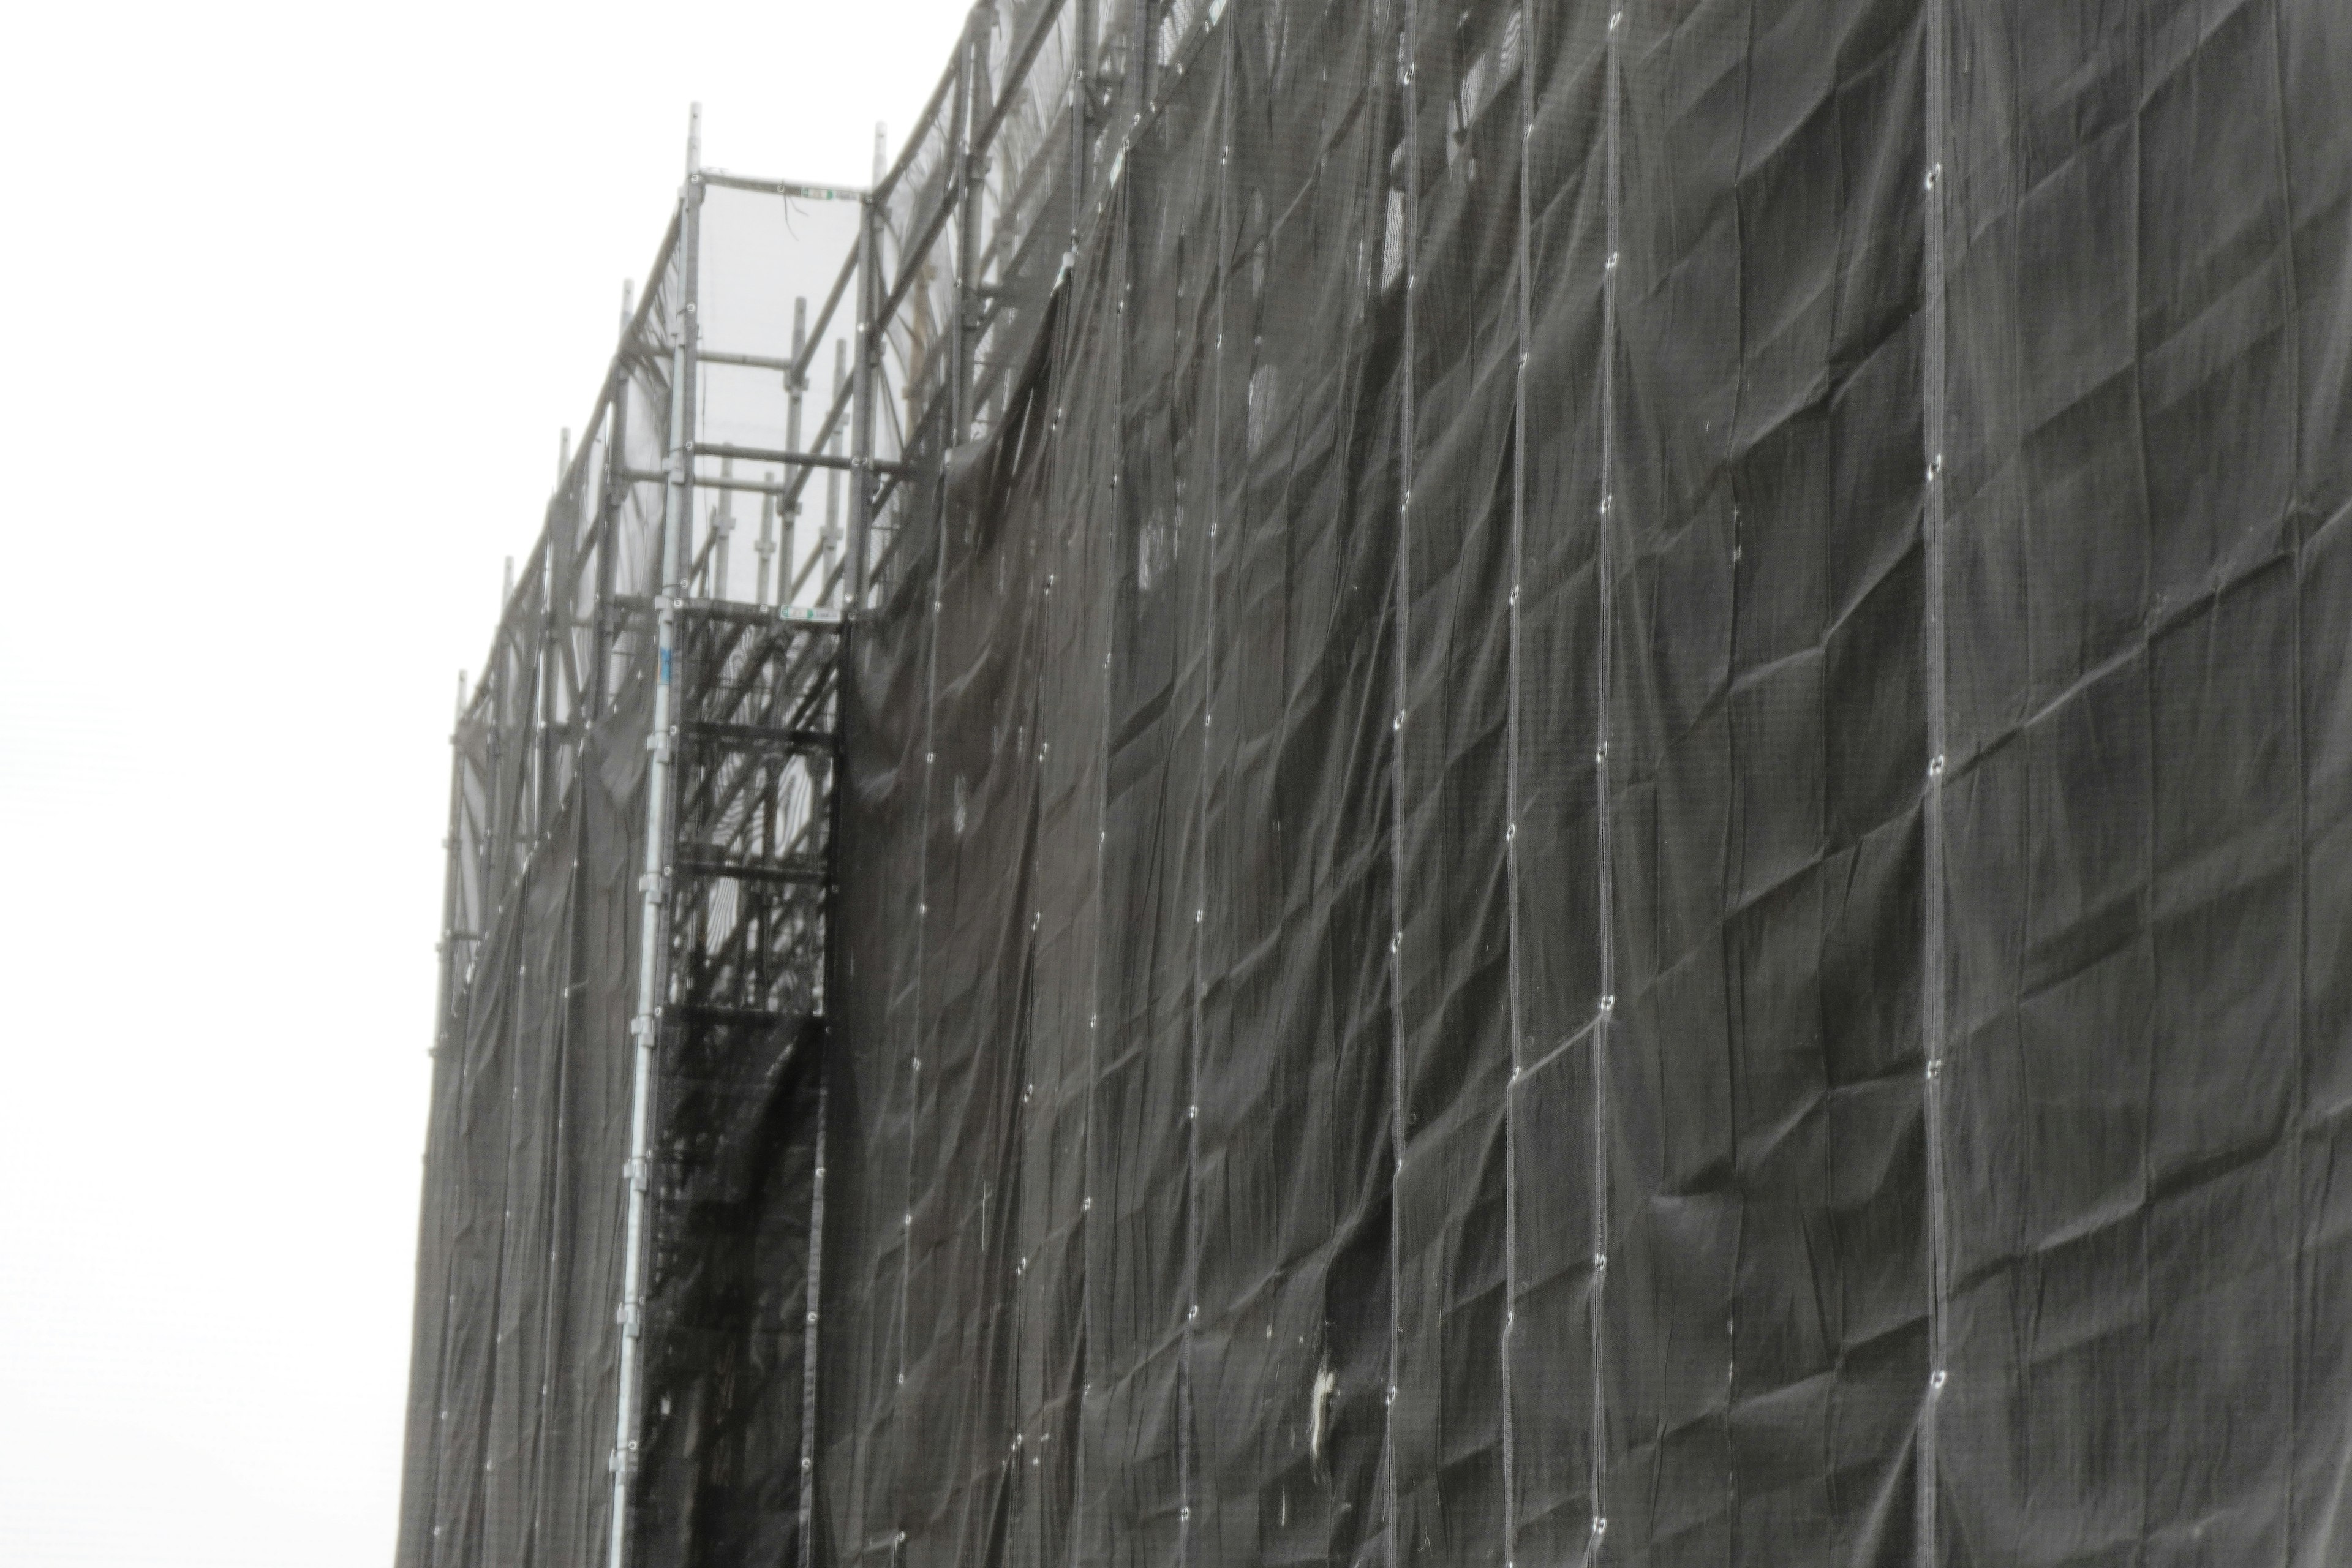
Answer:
[1590,4,1621,1561]
[797,1072,829,1561]
[1500,2,1532,1565]
[1918,1,1951,1562]
[1063,10,1109,1557]
[1178,17,1238,1566]
[1384,1,1418,1564]
[2266,4,2309,1556]
[888,223,956,1568]
[529,788,594,1563]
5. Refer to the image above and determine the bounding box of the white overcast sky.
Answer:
[0,4,968,1562]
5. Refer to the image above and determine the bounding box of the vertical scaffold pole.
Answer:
[534,526,559,845]
[608,102,701,1568]
[434,671,469,1055]
[823,339,846,598]
[591,281,633,720]
[486,557,516,912]
[779,295,809,605]
[952,7,987,439]
[847,124,885,609]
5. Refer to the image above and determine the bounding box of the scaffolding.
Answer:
[410,1,2352,1564]
[411,7,1158,1564]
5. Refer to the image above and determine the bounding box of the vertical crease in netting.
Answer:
[1500,2,1532,1564]
[1918,0,1951,1562]
[1591,4,1622,1560]
[1179,17,1238,1566]
[1384,1,1419,1563]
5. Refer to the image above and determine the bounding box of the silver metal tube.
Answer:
[822,339,845,605]
[756,493,778,608]
[690,442,911,474]
[784,296,808,603]
[590,284,631,718]
[696,168,865,202]
[432,671,469,1054]
[846,129,882,610]
[533,539,557,843]
[606,101,700,1568]
[714,454,734,598]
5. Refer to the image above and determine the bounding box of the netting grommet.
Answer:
[1932,1369,1947,1390]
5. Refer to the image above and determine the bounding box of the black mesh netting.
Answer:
[401,1,2352,1564]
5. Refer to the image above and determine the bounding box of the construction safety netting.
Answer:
[400,1,2352,1564]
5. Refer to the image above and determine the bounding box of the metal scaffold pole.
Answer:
[778,295,808,605]
[590,281,632,719]
[823,337,846,595]
[952,6,986,437]
[607,102,701,1568]
[433,671,469,1055]
[847,124,884,609]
